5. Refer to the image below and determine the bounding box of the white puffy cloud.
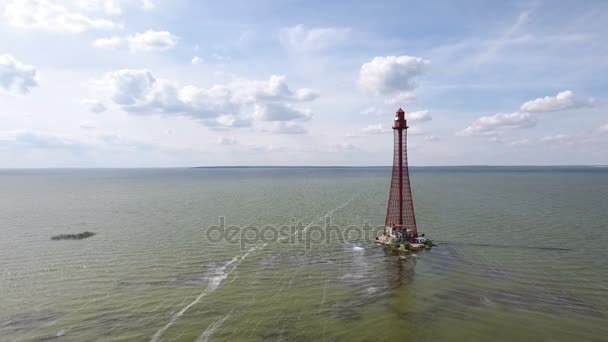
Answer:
[252,103,311,122]
[78,0,122,15]
[92,36,123,49]
[457,111,536,137]
[212,114,252,128]
[520,90,597,113]
[3,0,120,33]
[191,56,203,65]
[0,54,38,94]
[78,0,157,15]
[88,69,318,131]
[358,55,428,95]
[279,24,350,52]
[408,110,432,123]
[459,90,601,139]
[93,30,178,52]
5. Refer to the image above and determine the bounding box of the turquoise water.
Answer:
[1,167,607,341]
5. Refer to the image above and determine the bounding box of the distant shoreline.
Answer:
[191,165,608,169]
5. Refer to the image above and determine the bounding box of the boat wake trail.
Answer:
[150,246,262,342]
[301,195,358,233]
[151,194,357,341]
[197,312,232,342]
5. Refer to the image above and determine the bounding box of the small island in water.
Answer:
[51,232,96,240]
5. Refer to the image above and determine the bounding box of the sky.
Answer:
[0,0,606,167]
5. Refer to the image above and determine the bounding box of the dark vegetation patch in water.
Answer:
[51,232,96,240]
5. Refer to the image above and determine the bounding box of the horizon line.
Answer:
[1,165,607,170]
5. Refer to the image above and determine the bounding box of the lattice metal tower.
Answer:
[385,108,418,237]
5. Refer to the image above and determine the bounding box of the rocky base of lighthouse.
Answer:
[375,227,434,251]
[375,239,432,252]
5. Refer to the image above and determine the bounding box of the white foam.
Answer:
[352,246,364,251]
[197,313,231,342]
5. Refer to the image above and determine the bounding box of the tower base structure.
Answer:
[375,227,431,250]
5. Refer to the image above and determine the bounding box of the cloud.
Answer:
[79,122,96,130]
[0,129,169,153]
[508,138,531,146]
[262,122,307,134]
[88,69,319,131]
[457,111,536,137]
[214,136,284,152]
[408,110,432,123]
[217,136,237,146]
[3,0,120,33]
[424,135,439,142]
[541,134,569,143]
[279,24,350,53]
[459,89,601,139]
[252,103,311,122]
[78,0,157,15]
[385,91,416,105]
[540,124,608,146]
[191,56,203,65]
[212,114,252,128]
[361,107,383,116]
[361,123,387,135]
[0,54,38,94]
[520,90,597,113]
[82,99,106,113]
[0,130,84,149]
[328,143,357,152]
[93,30,179,52]
[78,0,123,15]
[358,55,429,96]
[351,112,432,137]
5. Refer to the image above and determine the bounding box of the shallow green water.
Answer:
[1,167,607,341]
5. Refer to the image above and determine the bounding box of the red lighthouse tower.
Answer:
[384,108,418,241]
